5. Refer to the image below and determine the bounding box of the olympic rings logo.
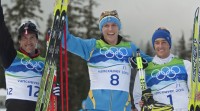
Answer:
[151,66,180,80]
[100,47,128,59]
[21,58,44,72]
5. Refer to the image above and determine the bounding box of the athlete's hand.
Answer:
[129,57,148,69]
[139,100,144,108]
[52,83,60,96]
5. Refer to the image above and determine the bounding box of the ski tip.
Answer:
[195,7,199,17]
[62,0,70,6]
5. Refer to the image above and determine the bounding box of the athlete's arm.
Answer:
[0,5,17,68]
[62,16,96,60]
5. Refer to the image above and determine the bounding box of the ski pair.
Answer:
[136,49,173,111]
[35,0,69,111]
[188,7,200,111]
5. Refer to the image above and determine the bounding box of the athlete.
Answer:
[133,27,191,111]
[0,4,45,111]
[62,10,152,110]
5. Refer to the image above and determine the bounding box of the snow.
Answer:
[0,89,6,96]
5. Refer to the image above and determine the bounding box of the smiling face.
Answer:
[19,32,38,55]
[102,22,119,45]
[154,38,170,59]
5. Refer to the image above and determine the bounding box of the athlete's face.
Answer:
[19,33,38,55]
[102,22,119,45]
[154,38,170,59]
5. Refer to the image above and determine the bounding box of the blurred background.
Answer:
[0,0,199,110]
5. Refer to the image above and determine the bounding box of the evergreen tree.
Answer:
[146,41,154,56]
[177,32,187,59]
[172,44,178,56]
[42,14,53,57]
[66,0,99,110]
[67,0,85,37]
[82,0,100,39]
[3,0,43,43]
[187,32,193,60]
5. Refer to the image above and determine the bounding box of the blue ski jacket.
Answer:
[62,17,152,111]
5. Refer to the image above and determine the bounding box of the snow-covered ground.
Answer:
[0,88,6,111]
[0,109,6,111]
[0,89,6,96]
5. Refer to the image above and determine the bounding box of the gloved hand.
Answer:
[129,57,148,69]
[52,83,60,96]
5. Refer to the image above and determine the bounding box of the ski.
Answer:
[45,28,58,111]
[35,0,62,110]
[195,7,200,111]
[35,0,68,110]
[197,22,200,110]
[188,7,199,111]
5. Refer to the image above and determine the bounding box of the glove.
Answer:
[141,88,174,111]
[129,57,148,69]
[141,88,154,104]
[52,83,60,96]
